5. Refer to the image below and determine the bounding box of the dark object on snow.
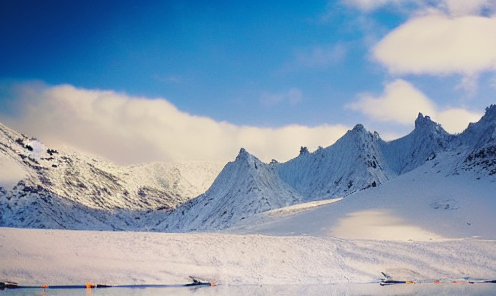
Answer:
[185,276,216,286]
[379,272,496,286]
[0,277,215,290]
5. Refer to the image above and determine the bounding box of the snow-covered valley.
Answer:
[0,105,495,289]
[227,152,496,240]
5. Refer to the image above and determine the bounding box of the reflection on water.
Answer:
[1,283,494,296]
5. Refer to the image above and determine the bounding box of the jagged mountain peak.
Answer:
[299,146,310,156]
[276,121,389,201]
[380,113,450,175]
[456,104,496,178]
[352,123,366,132]
[458,104,495,149]
[484,104,496,117]
[344,124,373,140]
[475,104,496,133]
[234,147,265,171]
[236,147,249,159]
[336,123,379,152]
[158,147,303,232]
[235,147,259,161]
[415,112,428,126]
[414,112,447,136]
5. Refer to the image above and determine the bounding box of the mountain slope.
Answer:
[275,124,392,201]
[0,122,223,229]
[173,106,494,232]
[379,113,452,175]
[226,149,496,240]
[455,105,496,179]
[1,105,494,232]
[156,148,303,232]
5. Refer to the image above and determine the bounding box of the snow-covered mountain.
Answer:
[455,105,496,177]
[1,104,494,232]
[173,105,494,231]
[0,122,223,229]
[155,148,303,232]
[275,124,391,201]
[379,112,452,175]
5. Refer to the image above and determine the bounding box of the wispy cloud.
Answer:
[341,0,496,16]
[0,82,348,165]
[341,0,411,12]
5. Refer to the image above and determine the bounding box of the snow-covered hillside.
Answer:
[455,105,496,178]
[0,122,224,229]
[156,148,303,232]
[1,105,495,232]
[276,124,391,201]
[171,104,495,232]
[1,106,495,292]
[379,112,452,175]
[227,149,496,240]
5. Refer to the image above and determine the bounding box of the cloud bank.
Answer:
[346,79,482,133]
[372,13,496,77]
[0,82,348,165]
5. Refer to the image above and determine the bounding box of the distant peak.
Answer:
[237,148,249,159]
[352,124,366,132]
[415,112,434,129]
[484,104,496,121]
[235,148,257,163]
[299,146,309,156]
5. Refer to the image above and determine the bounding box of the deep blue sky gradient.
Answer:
[1,0,493,136]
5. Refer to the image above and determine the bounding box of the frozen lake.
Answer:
[1,283,495,296]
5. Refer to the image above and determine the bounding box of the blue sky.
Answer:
[1,0,495,164]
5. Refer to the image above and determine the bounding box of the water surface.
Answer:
[1,283,495,296]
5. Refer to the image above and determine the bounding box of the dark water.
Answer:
[1,283,494,296]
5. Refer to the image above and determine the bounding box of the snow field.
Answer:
[1,227,495,286]
[227,154,496,240]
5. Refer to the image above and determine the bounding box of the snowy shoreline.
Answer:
[1,227,495,286]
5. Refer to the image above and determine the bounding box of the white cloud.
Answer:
[346,79,482,133]
[436,108,482,132]
[372,13,496,76]
[0,83,348,165]
[345,79,436,124]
